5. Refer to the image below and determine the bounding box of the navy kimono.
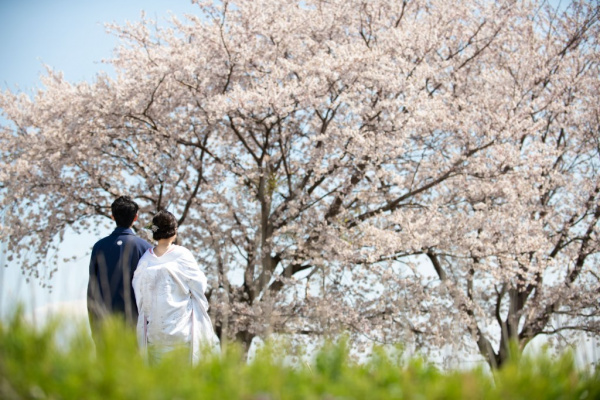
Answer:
[87,227,152,338]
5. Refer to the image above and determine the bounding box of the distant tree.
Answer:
[1,0,599,368]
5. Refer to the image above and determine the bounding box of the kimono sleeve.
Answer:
[87,244,107,325]
[178,248,208,297]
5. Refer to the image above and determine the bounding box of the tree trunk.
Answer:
[235,329,256,358]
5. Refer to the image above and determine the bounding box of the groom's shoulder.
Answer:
[133,235,152,249]
[91,234,113,250]
[92,229,150,250]
[123,232,152,248]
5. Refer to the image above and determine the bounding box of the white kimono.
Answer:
[132,245,219,364]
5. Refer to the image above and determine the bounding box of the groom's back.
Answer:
[87,227,151,336]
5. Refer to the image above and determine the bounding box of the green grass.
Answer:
[1,311,598,400]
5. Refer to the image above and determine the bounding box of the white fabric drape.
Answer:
[132,245,219,364]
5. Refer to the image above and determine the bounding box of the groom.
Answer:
[87,195,152,341]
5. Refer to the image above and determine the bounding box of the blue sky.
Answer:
[0,0,199,91]
[0,0,201,323]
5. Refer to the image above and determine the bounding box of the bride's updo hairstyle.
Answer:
[152,210,178,240]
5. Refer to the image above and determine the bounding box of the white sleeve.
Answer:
[177,248,209,309]
[132,257,148,354]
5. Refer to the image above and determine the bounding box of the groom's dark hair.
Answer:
[111,196,139,227]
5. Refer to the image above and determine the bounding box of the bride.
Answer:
[132,209,219,364]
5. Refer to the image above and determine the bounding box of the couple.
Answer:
[87,196,219,364]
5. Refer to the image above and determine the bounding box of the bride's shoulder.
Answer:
[174,245,197,262]
[139,248,153,260]
[173,244,192,256]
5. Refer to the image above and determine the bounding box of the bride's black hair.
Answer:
[152,210,178,240]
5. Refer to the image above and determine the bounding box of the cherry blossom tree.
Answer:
[1,0,599,368]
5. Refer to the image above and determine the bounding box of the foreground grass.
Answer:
[0,313,598,400]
